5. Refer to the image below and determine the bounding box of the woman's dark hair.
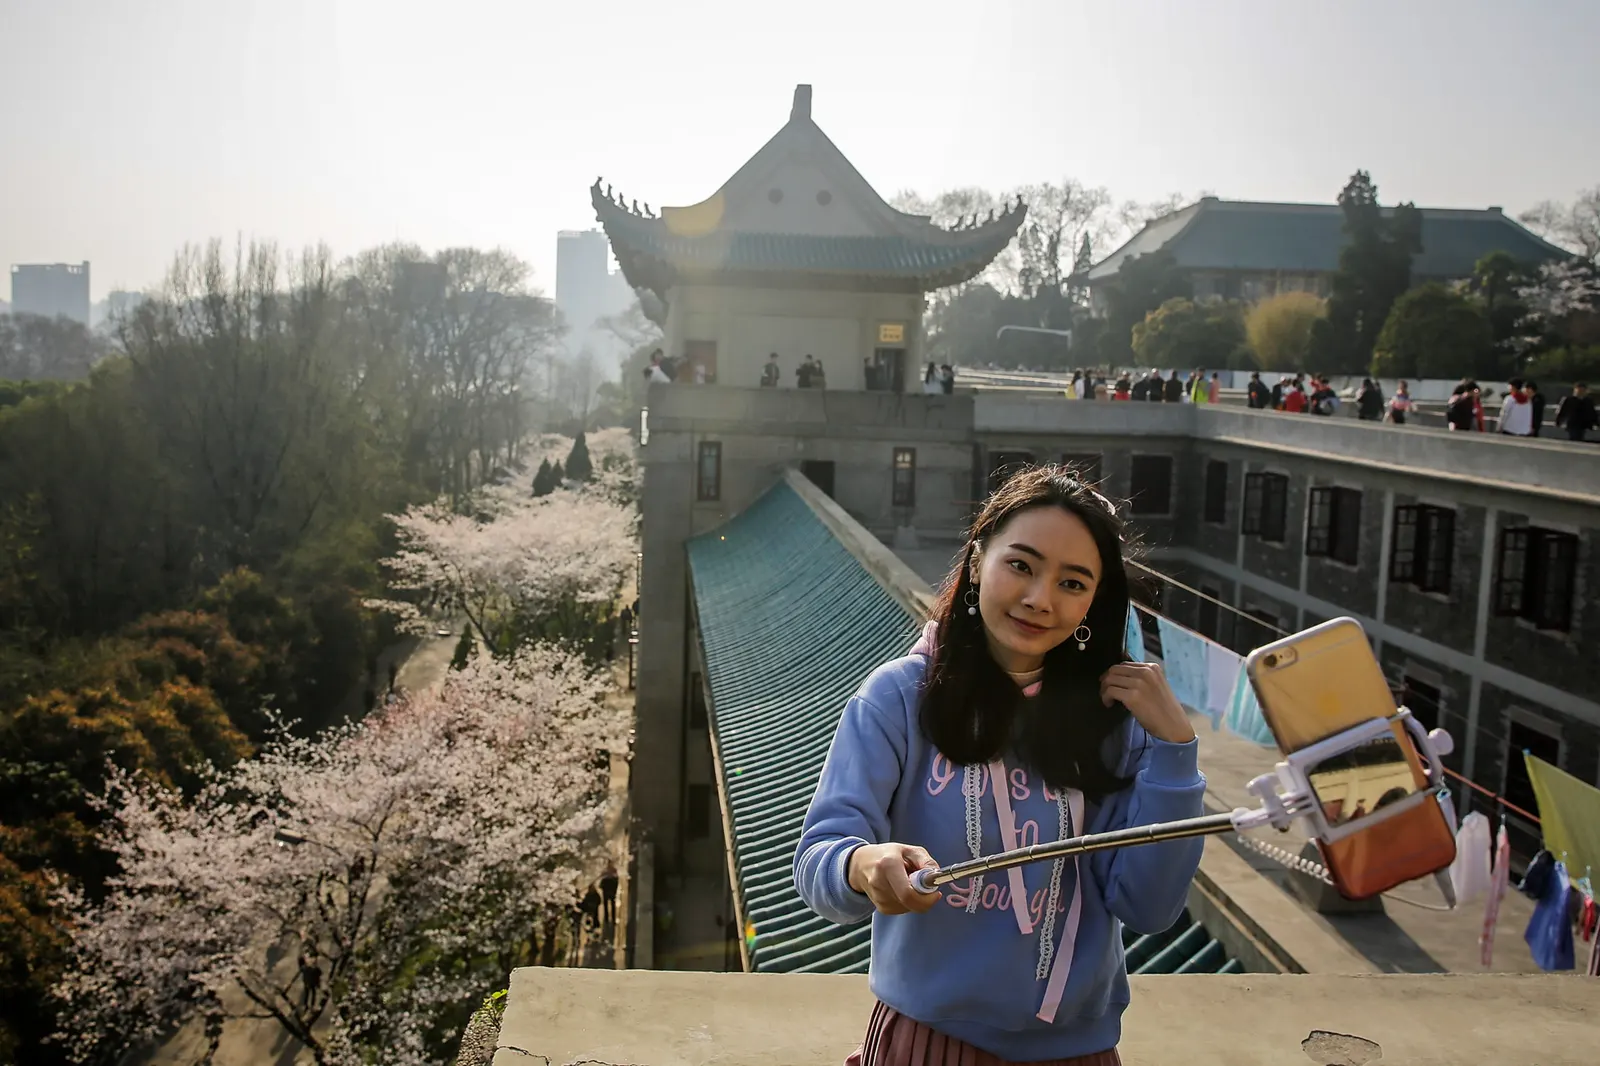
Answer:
[918,463,1142,801]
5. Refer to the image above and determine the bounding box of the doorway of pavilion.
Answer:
[868,347,905,392]
[684,340,718,385]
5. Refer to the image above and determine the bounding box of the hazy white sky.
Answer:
[3,0,1597,301]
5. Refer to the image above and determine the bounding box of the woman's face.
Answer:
[970,505,1104,673]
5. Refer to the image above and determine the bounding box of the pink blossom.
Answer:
[373,482,637,652]
[53,645,624,1066]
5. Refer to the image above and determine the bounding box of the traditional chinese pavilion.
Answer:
[591,85,1025,392]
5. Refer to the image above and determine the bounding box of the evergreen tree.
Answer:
[449,625,477,671]
[1309,171,1422,374]
[551,459,565,485]
[565,431,593,483]
[532,458,553,497]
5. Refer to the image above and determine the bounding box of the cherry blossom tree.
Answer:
[369,484,636,658]
[52,644,623,1066]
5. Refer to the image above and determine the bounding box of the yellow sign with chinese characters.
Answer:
[877,323,905,345]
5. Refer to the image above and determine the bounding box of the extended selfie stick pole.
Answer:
[911,708,1456,896]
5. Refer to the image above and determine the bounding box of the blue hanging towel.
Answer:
[1524,858,1576,971]
[1125,606,1148,662]
[1154,617,1206,716]
[1223,664,1277,746]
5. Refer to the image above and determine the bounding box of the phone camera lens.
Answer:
[1264,654,1279,668]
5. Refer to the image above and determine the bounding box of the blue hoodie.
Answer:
[794,623,1206,1061]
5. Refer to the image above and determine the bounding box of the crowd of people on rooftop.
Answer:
[1057,366,1595,441]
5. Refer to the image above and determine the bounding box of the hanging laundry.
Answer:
[1448,812,1494,904]
[1524,754,1600,884]
[1524,858,1576,971]
[1519,849,1555,900]
[1154,617,1206,716]
[1202,643,1243,732]
[1480,822,1510,969]
[1125,606,1147,663]
[1222,665,1276,746]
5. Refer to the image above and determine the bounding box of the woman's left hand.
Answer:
[1100,662,1196,744]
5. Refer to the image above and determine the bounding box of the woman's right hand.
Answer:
[848,843,942,914]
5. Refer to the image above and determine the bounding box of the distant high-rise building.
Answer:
[9,262,91,325]
[555,230,634,361]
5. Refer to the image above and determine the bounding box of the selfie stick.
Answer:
[912,708,1456,896]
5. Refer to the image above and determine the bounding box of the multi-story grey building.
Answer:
[638,387,1599,881]
[9,261,91,325]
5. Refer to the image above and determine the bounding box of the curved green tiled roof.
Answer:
[687,480,920,972]
[1085,198,1568,283]
[688,478,1242,976]
[594,189,1022,286]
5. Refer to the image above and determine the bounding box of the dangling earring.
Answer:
[1073,623,1092,651]
[965,587,980,616]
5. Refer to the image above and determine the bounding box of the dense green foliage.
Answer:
[0,238,563,1063]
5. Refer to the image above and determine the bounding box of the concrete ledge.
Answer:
[1190,836,1378,975]
[495,968,1594,1066]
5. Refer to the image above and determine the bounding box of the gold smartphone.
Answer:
[1245,617,1457,900]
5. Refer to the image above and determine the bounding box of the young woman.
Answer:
[1386,381,1413,425]
[795,466,1204,1066]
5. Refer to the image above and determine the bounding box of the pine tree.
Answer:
[565,431,593,483]
[551,459,565,485]
[532,458,553,497]
[1309,171,1422,374]
[450,625,477,671]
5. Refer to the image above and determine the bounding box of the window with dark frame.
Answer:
[1400,676,1442,735]
[1495,526,1578,631]
[987,451,1035,494]
[1128,455,1174,515]
[1243,472,1289,542]
[1502,718,1560,854]
[1062,452,1103,486]
[1305,486,1362,565]
[696,441,722,501]
[1203,460,1228,524]
[686,783,714,840]
[892,447,916,507]
[1390,505,1456,593]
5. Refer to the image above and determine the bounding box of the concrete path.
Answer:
[1193,710,1544,974]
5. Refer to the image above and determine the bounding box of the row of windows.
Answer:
[992,451,1172,516]
[696,441,921,506]
[1207,460,1579,632]
[695,442,1583,634]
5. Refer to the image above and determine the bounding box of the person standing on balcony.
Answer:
[1498,378,1535,436]
[1162,371,1182,403]
[761,353,781,387]
[1246,372,1270,409]
[1386,381,1413,425]
[1556,382,1596,441]
[796,466,1203,1066]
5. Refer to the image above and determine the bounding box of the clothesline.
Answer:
[1128,561,1293,637]
[1127,560,1541,830]
[1441,766,1541,825]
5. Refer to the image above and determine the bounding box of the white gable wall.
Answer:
[716,157,884,238]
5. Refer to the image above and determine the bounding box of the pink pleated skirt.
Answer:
[845,1001,1122,1066]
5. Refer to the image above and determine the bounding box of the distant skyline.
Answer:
[3,0,1597,302]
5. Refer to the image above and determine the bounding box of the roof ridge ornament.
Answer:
[791,84,812,122]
